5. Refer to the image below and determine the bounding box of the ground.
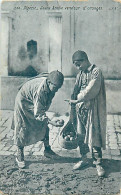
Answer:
[0,110,121,195]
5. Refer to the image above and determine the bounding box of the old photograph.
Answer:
[0,0,121,194]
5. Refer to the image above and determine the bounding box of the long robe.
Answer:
[71,65,107,150]
[12,78,55,147]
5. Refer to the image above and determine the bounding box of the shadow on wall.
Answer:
[10,65,38,77]
[9,40,39,77]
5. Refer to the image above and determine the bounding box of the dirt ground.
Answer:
[0,155,121,195]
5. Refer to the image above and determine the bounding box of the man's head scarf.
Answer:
[72,50,88,63]
[47,70,64,88]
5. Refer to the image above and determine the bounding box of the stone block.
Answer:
[110,149,120,156]
[0,151,13,155]
[25,146,32,152]
[10,145,17,151]
[33,151,42,156]
[108,135,117,140]
[24,151,30,156]
[102,154,112,159]
[113,115,120,124]
[109,142,118,149]
[115,129,121,133]
[0,126,7,133]
[111,156,121,160]
[2,146,11,151]
[117,134,121,142]
[107,128,115,132]
[107,115,114,121]
[32,147,40,152]
[34,141,43,148]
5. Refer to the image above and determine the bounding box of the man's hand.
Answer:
[48,119,64,127]
[64,99,78,105]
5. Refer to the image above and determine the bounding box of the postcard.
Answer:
[0,0,121,194]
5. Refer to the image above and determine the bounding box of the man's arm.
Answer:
[71,72,81,100]
[77,68,102,102]
[34,91,48,121]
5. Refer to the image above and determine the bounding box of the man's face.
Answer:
[49,82,59,93]
[73,59,87,71]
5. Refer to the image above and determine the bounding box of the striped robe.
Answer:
[71,64,107,150]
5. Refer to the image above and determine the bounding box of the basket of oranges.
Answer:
[58,120,78,150]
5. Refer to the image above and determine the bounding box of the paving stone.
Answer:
[111,156,121,160]
[107,120,114,124]
[32,147,41,152]
[6,132,14,138]
[0,119,8,126]
[115,129,121,133]
[0,151,13,155]
[113,115,120,124]
[4,118,12,128]
[106,145,110,149]
[110,149,120,156]
[102,154,112,159]
[107,115,114,121]
[110,145,118,150]
[25,145,33,151]
[10,145,17,152]
[108,135,117,141]
[33,151,42,156]
[107,128,115,132]
[0,111,121,158]
[102,149,111,154]
[0,132,7,140]
[2,146,11,151]
[34,141,43,148]
[0,126,7,133]
[24,151,30,156]
[0,143,6,149]
[109,143,118,149]
[117,134,121,141]
[0,145,5,150]
[58,149,80,158]
[109,140,118,145]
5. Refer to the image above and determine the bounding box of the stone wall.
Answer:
[1,1,121,78]
[1,76,121,115]
[1,1,121,114]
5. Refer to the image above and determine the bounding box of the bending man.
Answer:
[12,70,64,168]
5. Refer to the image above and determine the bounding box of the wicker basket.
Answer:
[58,120,78,150]
[58,134,78,150]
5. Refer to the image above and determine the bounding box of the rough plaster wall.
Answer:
[2,1,49,74]
[1,77,121,114]
[1,1,121,78]
[60,1,121,78]
[10,10,49,74]
[74,5,121,79]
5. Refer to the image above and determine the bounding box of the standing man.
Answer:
[12,70,64,168]
[66,51,106,177]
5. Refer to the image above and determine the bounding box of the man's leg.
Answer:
[43,126,59,158]
[16,145,25,168]
[92,146,105,177]
[73,116,89,170]
[73,134,89,170]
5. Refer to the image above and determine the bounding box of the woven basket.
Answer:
[58,134,78,150]
[58,119,78,150]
